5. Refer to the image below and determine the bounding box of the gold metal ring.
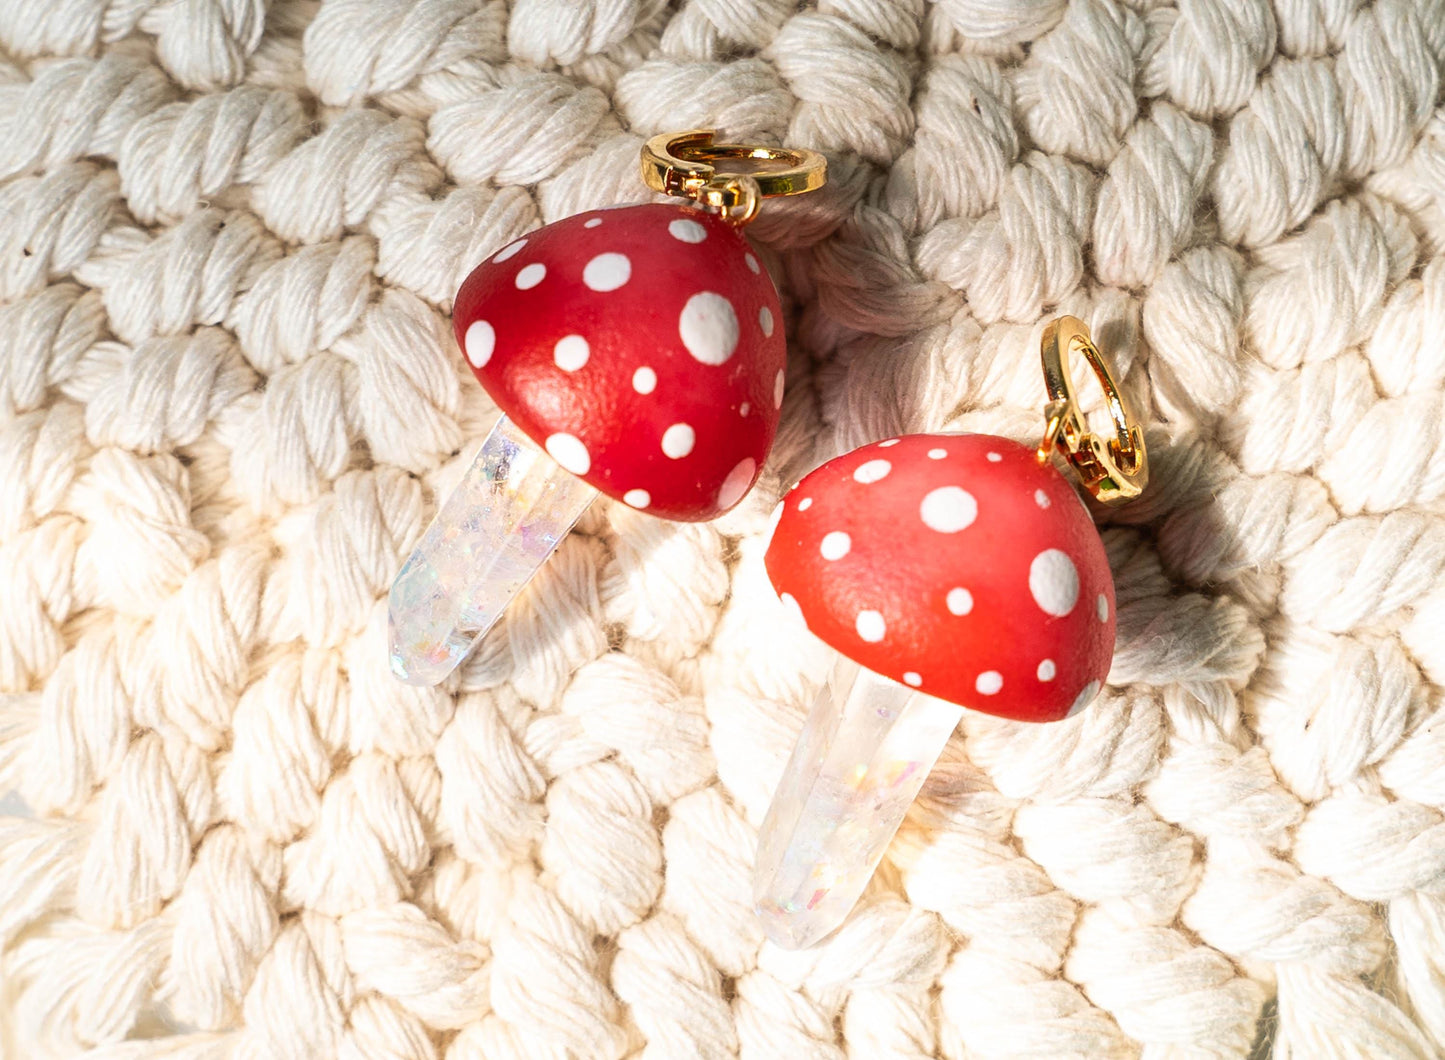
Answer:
[1037,316,1148,505]
[640,130,827,225]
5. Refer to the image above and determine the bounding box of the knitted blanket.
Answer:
[3,1,1445,1056]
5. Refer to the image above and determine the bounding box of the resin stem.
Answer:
[753,656,964,949]
[388,414,598,686]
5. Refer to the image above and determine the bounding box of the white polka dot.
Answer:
[903,672,922,687]
[780,591,804,625]
[853,459,891,484]
[583,218,602,228]
[946,587,972,615]
[1029,549,1079,617]
[976,671,1003,695]
[661,423,695,459]
[797,497,813,511]
[632,366,656,394]
[1035,490,1051,509]
[820,531,851,560]
[920,487,977,533]
[464,320,494,368]
[669,218,707,243]
[745,253,760,274]
[553,334,589,372]
[986,452,1002,462]
[765,502,785,547]
[583,252,631,291]
[740,402,750,417]
[493,239,526,263]
[718,458,756,510]
[1037,659,1056,682]
[759,305,774,337]
[515,262,545,289]
[1097,594,1110,622]
[879,439,900,448]
[774,369,785,407]
[856,611,886,642]
[545,433,589,475]
[1068,680,1101,717]
[623,489,650,509]
[679,292,739,365]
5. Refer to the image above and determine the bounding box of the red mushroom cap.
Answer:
[452,202,784,521]
[764,433,1115,723]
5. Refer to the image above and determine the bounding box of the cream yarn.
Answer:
[2,1,1445,1057]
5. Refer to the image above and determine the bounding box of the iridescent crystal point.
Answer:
[753,657,964,949]
[388,414,597,686]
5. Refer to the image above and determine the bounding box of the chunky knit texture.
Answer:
[3,1,1445,1056]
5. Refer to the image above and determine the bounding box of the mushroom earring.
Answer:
[387,131,826,686]
[755,316,1148,948]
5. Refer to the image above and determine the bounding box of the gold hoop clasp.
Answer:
[1037,316,1148,505]
[640,130,827,226]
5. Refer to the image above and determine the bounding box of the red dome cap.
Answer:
[453,202,784,521]
[765,434,1115,722]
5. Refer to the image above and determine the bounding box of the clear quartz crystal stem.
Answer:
[388,414,598,686]
[753,655,965,949]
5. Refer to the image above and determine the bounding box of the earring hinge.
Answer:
[640,130,827,226]
[1037,316,1148,505]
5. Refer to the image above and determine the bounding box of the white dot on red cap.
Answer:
[1097,594,1109,622]
[583,252,631,291]
[760,306,775,339]
[947,587,972,615]
[493,239,526,263]
[740,402,750,417]
[583,218,602,228]
[554,334,589,372]
[854,460,891,484]
[976,671,1003,695]
[679,292,739,365]
[623,489,650,509]
[928,448,947,460]
[632,366,656,394]
[856,611,886,642]
[515,262,545,289]
[820,531,850,560]
[1035,489,1051,509]
[661,423,695,459]
[903,671,922,687]
[765,502,784,547]
[986,452,1002,462]
[464,320,494,368]
[745,253,760,274]
[1029,549,1079,617]
[669,218,706,243]
[544,433,589,475]
[774,369,785,407]
[797,497,812,511]
[1068,680,1101,717]
[920,486,977,533]
[1037,659,1056,681]
[718,458,756,509]
[879,439,900,448]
